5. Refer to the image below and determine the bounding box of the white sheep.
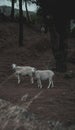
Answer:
[12,63,35,84]
[34,69,54,88]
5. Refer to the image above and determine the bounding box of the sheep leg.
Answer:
[51,80,54,88]
[47,79,52,88]
[17,74,20,84]
[31,76,34,84]
[37,79,42,88]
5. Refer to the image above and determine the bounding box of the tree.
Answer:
[7,0,17,19]
[8,0,23,46]
[23,0,36,22]
[23,0,31,22]
[19,0,23,46]
[36,0,75,72]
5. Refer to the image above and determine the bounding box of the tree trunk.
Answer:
[19,0,23,46]
[11,0,15,20]
[48,17,68,72]
[56,32,68,72]
[25,0,30,22]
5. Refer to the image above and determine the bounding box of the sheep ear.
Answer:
[32,68,35,72]
[34,68,37,72]
[32,68,36,72]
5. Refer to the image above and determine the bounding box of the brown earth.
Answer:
[0,22,75,128]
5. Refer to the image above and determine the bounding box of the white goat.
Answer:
[12,64,35,84]
[34,69,54,88]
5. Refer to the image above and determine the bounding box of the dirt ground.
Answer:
[0,22,75,128]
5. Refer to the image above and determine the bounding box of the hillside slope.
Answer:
[0,22,75,130]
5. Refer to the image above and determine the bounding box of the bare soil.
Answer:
[0,22,75,128]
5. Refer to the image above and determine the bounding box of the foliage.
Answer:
[36,0,75,24]
[35,0,70,72]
